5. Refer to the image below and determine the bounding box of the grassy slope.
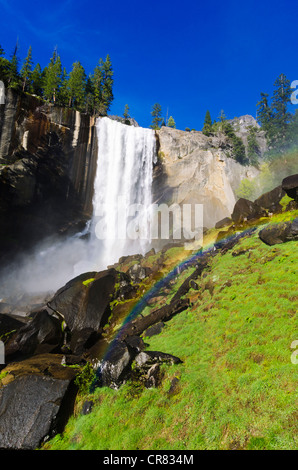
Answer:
[45,206,298,450]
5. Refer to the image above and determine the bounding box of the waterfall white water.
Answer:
[88,116,156,269]
[0,116,156,298]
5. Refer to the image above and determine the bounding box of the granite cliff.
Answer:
[0,89,98,262]
[153,124,262,229]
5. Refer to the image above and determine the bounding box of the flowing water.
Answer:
[88,116,157,269]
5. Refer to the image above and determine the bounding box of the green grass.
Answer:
[44,212,298,450]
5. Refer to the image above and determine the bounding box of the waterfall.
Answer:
[0,116,156,298]
[88,117,156,269]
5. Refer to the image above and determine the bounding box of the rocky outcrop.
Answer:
[0,89,98,262]
[153,125,260,231]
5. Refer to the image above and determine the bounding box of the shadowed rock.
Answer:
[0,354,78,450]
[282,174,298,201]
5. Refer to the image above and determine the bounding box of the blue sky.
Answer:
[1,0,298,130]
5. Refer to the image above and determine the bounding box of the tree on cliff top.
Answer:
[43,49,62,104]
[150,103,163,129]
[92,55,114,116]
[202,110,212,136]
[68,61,86,110]
[20,45,33,92]
[167,116,176,128]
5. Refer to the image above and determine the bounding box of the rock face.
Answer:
[0,89,98,262]
[153,125,260,232]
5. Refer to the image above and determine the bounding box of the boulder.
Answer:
[282,174,298,201]
[258,218,298,245]
[143,322,165,338]
[5,309,63,360]
[254,185,285,213]
[49,269,135,352]
[134,351,182,368]
[127,263,152,283]
[215,217,233,229]
[231,198,267,224]
[94,340,133,389]
[0,354,79,449]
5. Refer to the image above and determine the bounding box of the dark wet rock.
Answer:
[254,185,285,213]
[167,376,180,396]
[215,217,233,229]
[124,335,147,353]
[143,322,165,338]
[231,198,267,224]
[282,174,298,201]
[5,309,63,360]
[0,313,27,338]
[97,340,132,389]
[258,218,298,245]
[119,298,190,340]
[0,354,78,450]
[49,269,136,354]
[134,351,182,367]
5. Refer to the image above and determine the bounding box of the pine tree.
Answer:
[7,42,20,89]
[92,61,103,115]
[30,63,43,96]
[68,61,86,110]
[150,103,163,129]
[202,110,212,136]
[85,75,95,114]
[123,104,130,120]
[218,109,227,131]
[57,67,69,107]
[247,126,260,166]
[102,54,114,113]
[271,73,292,145]
[43,49,62,104]
[167,116,176,128]
[20,45,33,92]
[0,45,10,86]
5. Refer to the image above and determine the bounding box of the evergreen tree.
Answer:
[57,67,69,107]
[43,49,62,104]
[247,126,260,166]
[202,110,212,136]
[0,45,10,85]
[20,45,33,92]
[123,104,130,120]
[150,103,162,129]
[271,73,292,145]
[167,116,176,128]
[68,61,86,110]
[218,109,227,131]
[100,54,114,114]
[30,63,43,96]
[92,61,103,115]
[7,42,20,89]
[85,75,95,114]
